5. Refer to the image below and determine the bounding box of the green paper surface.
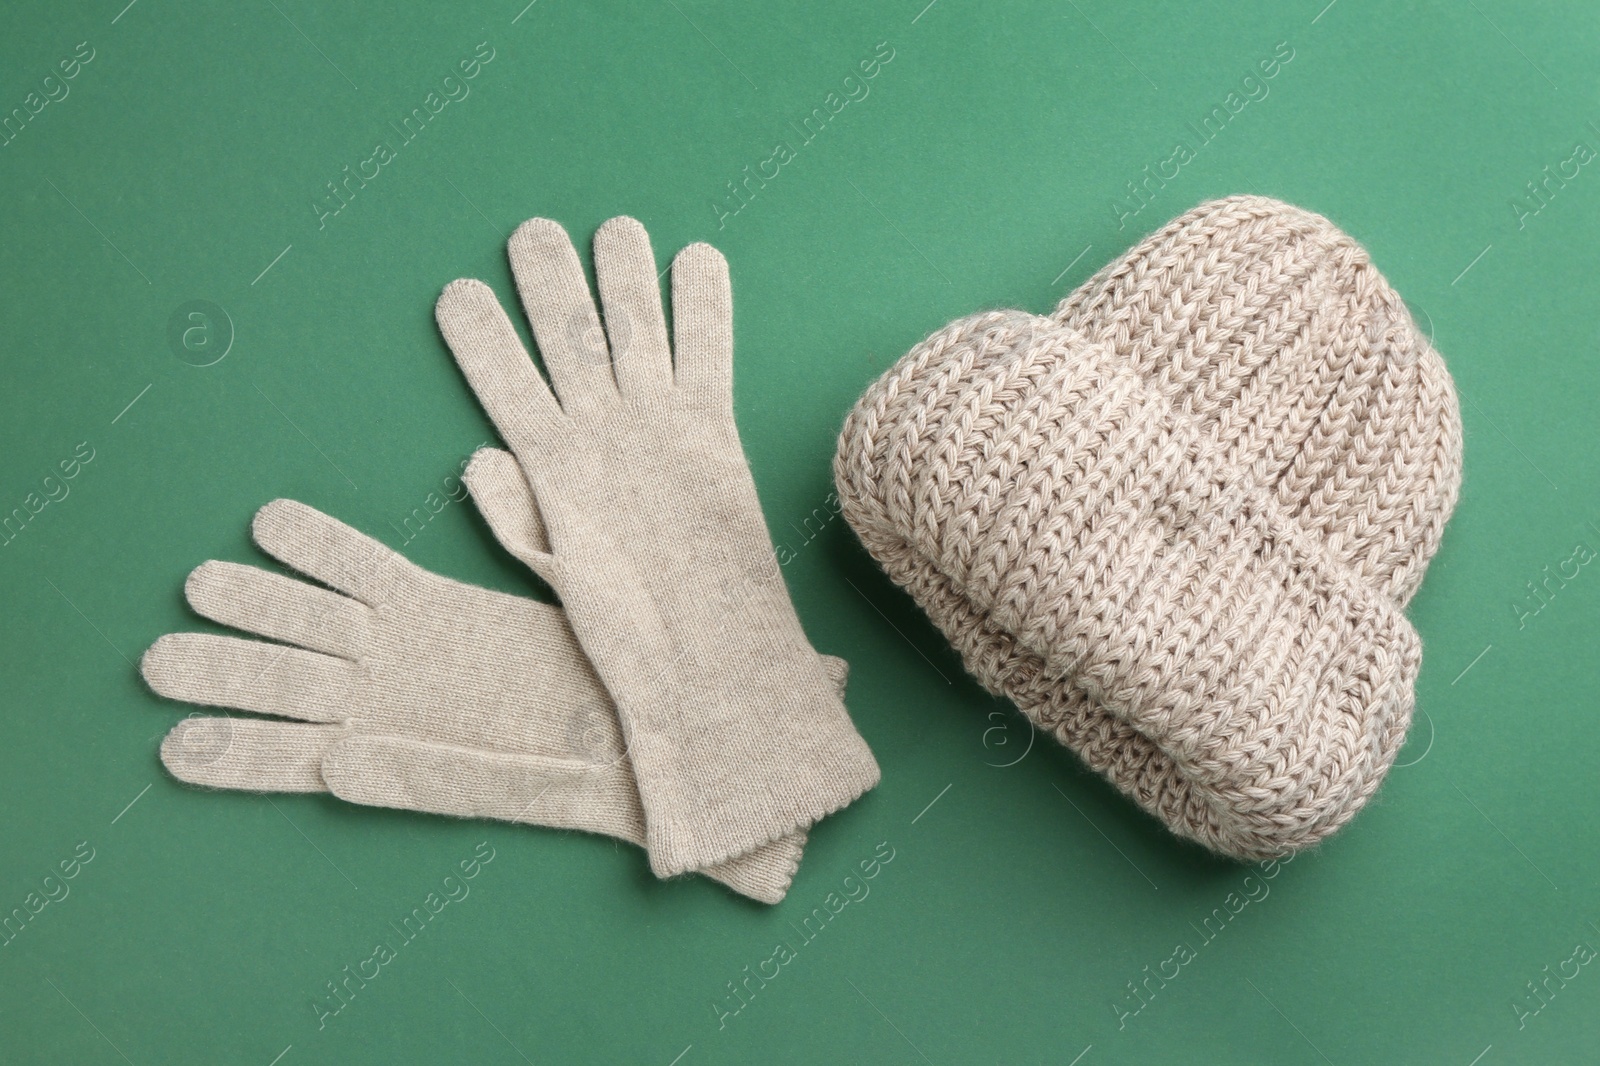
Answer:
[2,1,1597,1062]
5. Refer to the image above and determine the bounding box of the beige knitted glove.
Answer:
[840,313,1422,854]
[434,216,879,876]
[142,498,843,904]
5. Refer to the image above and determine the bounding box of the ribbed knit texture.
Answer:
[835,198,1462,858]
[1054,195,1460,604]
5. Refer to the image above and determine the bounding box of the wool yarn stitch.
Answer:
[1053,196,1460,605]
[835,197,1461,859]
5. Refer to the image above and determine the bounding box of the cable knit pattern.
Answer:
[835,198,1462,859]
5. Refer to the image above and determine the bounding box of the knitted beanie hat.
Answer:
[838,314,1421,857]
[835,198,1462,859]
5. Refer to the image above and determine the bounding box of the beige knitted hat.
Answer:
[835,197,1462,859]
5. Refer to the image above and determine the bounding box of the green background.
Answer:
[2,0,1596,1062]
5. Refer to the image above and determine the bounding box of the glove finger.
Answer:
[161,716,338,792]
[670,241,733,403]
[184,560,368,660]
[506,217,619,414]
[436,277,565,452]
[462,447,555,581]
[252,499,410,606]
[593,216,672,396]
[323,735,644,843]
[141,632,357,722]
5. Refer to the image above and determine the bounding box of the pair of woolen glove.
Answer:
[143,218,881,904]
